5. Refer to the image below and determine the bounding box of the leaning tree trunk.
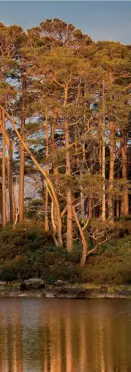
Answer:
[0,105,63,247]
[121,131,129,217]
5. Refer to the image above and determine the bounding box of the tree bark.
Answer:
[51,109,59,231]
[72,206,88,266]
[64,85,73,252]
[88,198,92,218]
[2,110,6,226]
[45,113,49,232]
[7,140,15,223]
[52,109,59,181]
[19,74,25,223]
[108,121,115,222]
[0,110,15,223]
[101,80,106,220]
[1,105,63,247]
[80,186,85,219]
[121,131,129,216]
[65,119,73,251]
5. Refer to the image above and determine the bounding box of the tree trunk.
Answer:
[80,145,85,219]
[80,187,85,219]
[88,198,92,218]
[101,141,106,220]
[19,74,25,223]
[45,113,49,232]
[7,140,15,223]
[52,109,59,181]
[116,199,120,219]
[64,85,73,252]
[65,119,73,251]
[101,80,106,220]
[1,105,63,247]
[108,122,115,222]
[51,109,59,231]
[72,206,88,266]
[2,110,6,226]
[0,183,2,222]
[121,132,129,216]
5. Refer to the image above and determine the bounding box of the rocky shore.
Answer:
[0,279,131,299]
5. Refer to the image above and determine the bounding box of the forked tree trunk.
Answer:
[121,132,129,217]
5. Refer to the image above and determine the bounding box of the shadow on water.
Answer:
[0,298,131,372]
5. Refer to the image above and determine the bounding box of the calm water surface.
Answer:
[0,298,131,372]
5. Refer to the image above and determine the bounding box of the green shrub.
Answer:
[0,226,130,285]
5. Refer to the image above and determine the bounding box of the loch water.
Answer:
[0,298,131,372]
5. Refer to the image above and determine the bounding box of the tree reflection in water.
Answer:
[0,298,130,372]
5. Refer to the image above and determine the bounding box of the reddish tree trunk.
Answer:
[108,122,115,222]
[121,132,129,216]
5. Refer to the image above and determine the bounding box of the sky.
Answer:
[0,1,131,44]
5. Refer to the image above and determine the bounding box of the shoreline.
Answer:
[0,283,131,299]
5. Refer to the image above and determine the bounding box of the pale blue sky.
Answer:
[0,1,131,44]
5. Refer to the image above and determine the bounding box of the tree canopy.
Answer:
[0,19,130,266]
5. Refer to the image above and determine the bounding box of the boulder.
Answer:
[54,280,67,287]
[0,281,7,286]
[55,287,81,298]
[21,278,45,291]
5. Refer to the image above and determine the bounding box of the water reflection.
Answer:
[0,298,131,372]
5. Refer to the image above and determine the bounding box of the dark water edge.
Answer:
[0,282,131,299]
